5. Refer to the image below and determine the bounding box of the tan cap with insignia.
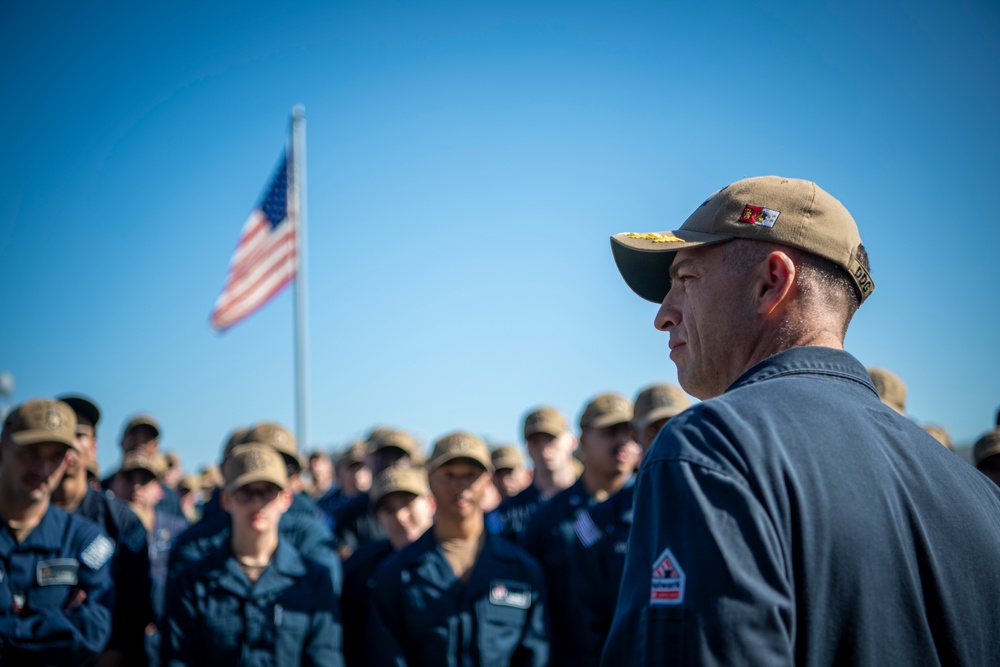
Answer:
[370,467,430,508]
[2,399,78,451]
[633,384,690,430]
[491,444,524,471]
[119,450,166,479]
[579,393,634,430]
[243,422,297,458]
[427,431,494,473]
[523,407,568,440]
[224,443,288,492]
[867,367,906,414]
[611,176,874,305]
[973,429,1000,469]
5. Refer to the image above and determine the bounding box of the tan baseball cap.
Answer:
[336,441,367,468]
[427,431,494,473]
[370,467,430,508]
[2,399,78,451]
[523,407,568,440]
[491,444,524,471]
[122,414,160,440]
[611,176,874,305]
[579,393,634,430]
[223,443,288,492]
[119,450,166,480]
[243,422,297,459]
[867,367,906,414]
[633,384,691,430]
[221,427,250,461]
[366,428,425,464]
[973,429,1000,469]
[178,474,202,493]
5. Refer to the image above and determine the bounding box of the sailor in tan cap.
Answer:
[867,367,907,415]
[0,399,116,664]
[604,175,1000,666]
[491,444,533,501]
[368,432,548,665]
[163,444,343,665]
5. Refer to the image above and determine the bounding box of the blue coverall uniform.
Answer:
[0,505,115,665]
[162,539,344,667]
[368,529,549,667]
[76,486,153,665]
[484,484,542,542]
[521,477,595,667]
[604,347,1000,666]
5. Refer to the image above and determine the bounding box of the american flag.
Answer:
[210,151,297,331]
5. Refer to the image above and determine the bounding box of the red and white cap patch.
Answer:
[738,204,780,228]
[650,547,685,605]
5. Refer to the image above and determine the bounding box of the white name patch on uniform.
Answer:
[650,547,685,605]
[489,580,531,609]
[37,559,79,586]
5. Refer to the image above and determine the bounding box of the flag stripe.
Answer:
[214,238,296,313]
[220,223,296,303]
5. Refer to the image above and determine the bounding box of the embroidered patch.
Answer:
[37,559,79,586]
[81,535,114,571]
[489,580,531,609]
[614,540,628,554]
[574,510,601,548]
[623,232,684,243]
[650,547,685,605]
[738,205,780,227]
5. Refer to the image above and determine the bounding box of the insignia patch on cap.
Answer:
[738,205,780,228]
[81,535,114,571]
[489,580,532,609]
[650,547,685,605]
[45,407,63,431]
[623,232,684,243]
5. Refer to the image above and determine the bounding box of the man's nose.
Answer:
[654,289,679,331]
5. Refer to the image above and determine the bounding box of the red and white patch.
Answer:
[650,547,685,605]
[738,205,780,227]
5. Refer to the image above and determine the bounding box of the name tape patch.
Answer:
[489,580,531,609]
[650,547,685,605]
[37,559,79,587]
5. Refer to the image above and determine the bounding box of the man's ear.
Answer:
[756,250,796,316]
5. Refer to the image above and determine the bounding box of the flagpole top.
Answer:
[292,104,305,120]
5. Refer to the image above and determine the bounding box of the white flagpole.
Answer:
[291,105,310,450]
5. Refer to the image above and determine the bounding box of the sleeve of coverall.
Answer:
[0,535,114,665]
[365,565,409,667]
[160,567,202,667]
[293,514,344,597]
[510,565,550,667]
[304,566,345,667]
[601,424,794,666]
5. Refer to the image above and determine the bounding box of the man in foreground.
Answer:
[604,175,1000,665]
[0,399,115,665]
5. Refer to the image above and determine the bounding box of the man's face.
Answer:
[371,448,413,477]
[638,417,670,450]
[376,492,435,550]
[428,459,490,523]
[222,482,292,533]
[526,431,576,474]
[0,440,71,504]
[655,244,757,399]
[337,462,372,496]
[493,466,532,500]
[114,468,163,509]
[580,422,640,477]
[309,456,333,484]
[65,421,96,477]
[122,425,158,454]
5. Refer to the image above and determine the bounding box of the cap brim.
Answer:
[586,413,633,429]
[427,454,494,475]
[9,430,77,451]
[226,472,287,492]
[610,230,730,303]
[635,407,684,430]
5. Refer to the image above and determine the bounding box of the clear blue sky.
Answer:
[2,0,998,476]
